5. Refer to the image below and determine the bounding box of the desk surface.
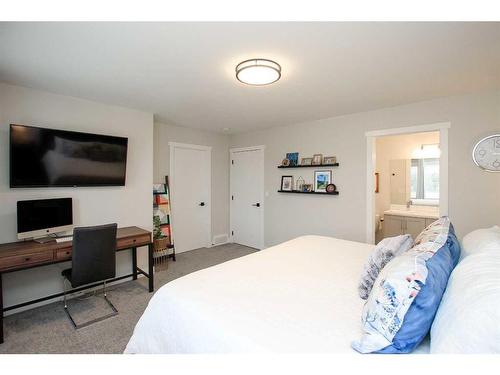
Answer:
[0,226,151,273]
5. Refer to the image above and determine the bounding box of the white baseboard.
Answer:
[212,233,229,246]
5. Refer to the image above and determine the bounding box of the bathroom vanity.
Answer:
[383,207,439,239]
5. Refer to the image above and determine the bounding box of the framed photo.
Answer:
[303,184,313,192]
[323,156,337,165]
[326,183,337,194]
[295,176,305,191]
[301,157,313,166]
[281,175,294,191]
[312,154,323,165]
[314,170,332,192]
[286,152,299,166]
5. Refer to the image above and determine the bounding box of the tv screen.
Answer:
[10,124,128,187]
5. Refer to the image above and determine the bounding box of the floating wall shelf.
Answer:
[277,163,339,169]
[277,190,339,195]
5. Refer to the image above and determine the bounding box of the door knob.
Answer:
[252,203,261,207]
[199,202,205,206]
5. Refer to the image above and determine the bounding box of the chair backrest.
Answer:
[70,223,117,288]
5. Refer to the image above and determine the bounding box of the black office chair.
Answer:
[62,223,118,329]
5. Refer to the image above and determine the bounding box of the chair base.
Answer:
[63,279,118,330]
[64,294,118,330]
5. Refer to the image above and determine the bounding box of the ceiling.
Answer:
[1,22,500,133]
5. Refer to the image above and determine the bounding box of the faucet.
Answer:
[406,199,413,209]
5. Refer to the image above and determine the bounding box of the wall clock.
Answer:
[472,134,500,172]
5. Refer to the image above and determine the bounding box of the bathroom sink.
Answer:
[384,209,439,219]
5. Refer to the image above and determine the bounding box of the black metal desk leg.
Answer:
[148,243,154,292]
[132,247,138,280]
[1,273,4,344]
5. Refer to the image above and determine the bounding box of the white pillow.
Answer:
[430,252,500,353]
[461,225,500,259]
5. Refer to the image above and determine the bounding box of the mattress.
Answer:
[125,235,430,354]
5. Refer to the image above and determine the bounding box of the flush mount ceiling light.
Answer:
[235,58,281,86]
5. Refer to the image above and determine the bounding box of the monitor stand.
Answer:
[33,236,57,244]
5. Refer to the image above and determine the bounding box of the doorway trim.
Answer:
[365,122,450,244]
[169,141,212,249]
[229,145,265,250]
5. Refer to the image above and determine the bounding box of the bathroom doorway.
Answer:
[365,123,449,244]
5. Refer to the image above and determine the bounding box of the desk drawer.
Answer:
[55,248,72,261]
[118,234,150,249]
[0,251,54,271]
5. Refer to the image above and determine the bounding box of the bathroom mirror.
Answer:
[390,158,439,206]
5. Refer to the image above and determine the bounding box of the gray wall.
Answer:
[230,90,500,247]
[0,83,154,314]
[154,122,230,243]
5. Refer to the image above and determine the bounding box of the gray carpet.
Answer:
[0,243,257,354]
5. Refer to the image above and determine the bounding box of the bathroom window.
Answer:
[411,158,439,201]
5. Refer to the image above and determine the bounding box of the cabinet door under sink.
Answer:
[384,215,403,237]
[406,217,426,239]
[383,214,427,240]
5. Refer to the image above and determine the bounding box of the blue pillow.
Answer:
[352,217,461,354]
[376,223,460,353]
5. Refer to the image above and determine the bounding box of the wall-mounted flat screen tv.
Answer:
[10,124,128,188]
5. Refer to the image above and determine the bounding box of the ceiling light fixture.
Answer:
[412,143,441,159]
[235,58,281,86]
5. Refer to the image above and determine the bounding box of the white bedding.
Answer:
[125,235,430,354]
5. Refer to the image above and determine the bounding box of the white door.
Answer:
[169,143,211,253]
[230,147,264,249]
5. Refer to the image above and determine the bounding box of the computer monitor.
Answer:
[17,198,73,240]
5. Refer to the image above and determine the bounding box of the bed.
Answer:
[125,235,430,354]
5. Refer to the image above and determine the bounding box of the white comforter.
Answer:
[125,235,428,353]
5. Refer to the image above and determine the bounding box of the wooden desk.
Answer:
[0,226,153,344]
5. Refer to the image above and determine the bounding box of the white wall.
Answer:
[0,83,153,314]
[154,122,230,244]
[375,131,440,217]
[230,90,500,247]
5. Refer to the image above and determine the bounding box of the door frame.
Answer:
[229,145,265,250]
[169,142,212,250]
[365,122,450,244]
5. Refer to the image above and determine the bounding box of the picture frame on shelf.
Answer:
[153,208,169,225]
[323,156,337,165]
[281,175,294,191]
[286,152,299,166]
[153,184,166,194]
[312,154,323,165]
[301,157,313,166]
[303,184,313,192]
[325,183,337,194]
[314,170,332,192]
[296,176,305,191]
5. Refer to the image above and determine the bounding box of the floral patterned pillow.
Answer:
[352,217,454,353]
[414,218,444,246]
[358,234,413,300]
